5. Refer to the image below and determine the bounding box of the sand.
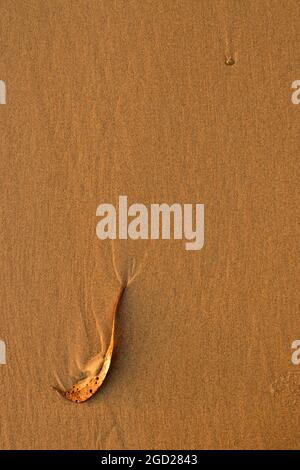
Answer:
[0,0,299,449]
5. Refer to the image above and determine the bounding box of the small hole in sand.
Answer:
[225,56,235,66]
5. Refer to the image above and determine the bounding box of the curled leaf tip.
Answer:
[55,287,125,404]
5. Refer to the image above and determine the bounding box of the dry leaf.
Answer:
[54,286,125,403]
